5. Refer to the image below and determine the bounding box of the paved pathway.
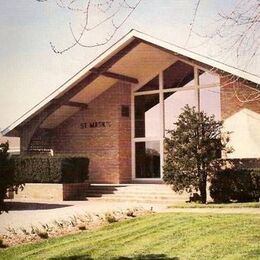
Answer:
[0,199,259,234]
[0,200,160,234]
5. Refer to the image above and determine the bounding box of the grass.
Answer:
[169,202,260,209]
[0,213,259,259]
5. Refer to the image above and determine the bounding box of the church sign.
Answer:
[80,121,112,129]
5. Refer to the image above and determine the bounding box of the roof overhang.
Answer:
[3,29,260,137]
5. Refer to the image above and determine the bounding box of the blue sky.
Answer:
[0,0,258,130]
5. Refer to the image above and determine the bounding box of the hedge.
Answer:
[210,168,260,203]
[13,155,89,184]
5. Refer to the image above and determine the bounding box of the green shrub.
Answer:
[13,155,89,184]
[210,168,260,203]
[0,142,23,213]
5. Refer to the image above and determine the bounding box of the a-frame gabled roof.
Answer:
[3,29,260,137]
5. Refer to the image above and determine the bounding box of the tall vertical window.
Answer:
[133,60,225,179]
[200,87,221,120]
[134,94,160,138]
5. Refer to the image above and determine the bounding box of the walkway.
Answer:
[0,199,259,234]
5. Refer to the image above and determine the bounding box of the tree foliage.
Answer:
[0,142,22,213]
[163,105,232,203]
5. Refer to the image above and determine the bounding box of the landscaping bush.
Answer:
[210,168,260,203]
[13,155,89,184]
[0,142,24,213]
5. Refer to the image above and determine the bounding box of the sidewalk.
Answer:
[0,199,159,234]
[0,199,259,235]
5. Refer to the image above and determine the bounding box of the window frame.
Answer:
[131,59,221,180]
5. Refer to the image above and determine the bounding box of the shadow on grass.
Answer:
[50,254,179,259]
[4,201,72,211]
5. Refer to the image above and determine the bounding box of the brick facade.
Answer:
[51,82,132,184]
[220,78,260,120]
[18,71,259,184]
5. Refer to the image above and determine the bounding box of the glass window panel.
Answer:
[163,61,194,89]
[137,76,159,92]
[135,94,160,138]
[200,87,221,120]
[164,90,196,134]
[135,141,160,178]
[199,70,220,86]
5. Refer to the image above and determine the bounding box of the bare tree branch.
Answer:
[38,0,142,54]
[185,0,201,46]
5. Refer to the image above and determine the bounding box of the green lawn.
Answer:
[0,213,259,259]
[169,202,260,209]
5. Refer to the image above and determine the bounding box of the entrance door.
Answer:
[135,141,160,178]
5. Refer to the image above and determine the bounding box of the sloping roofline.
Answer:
[2,29,260,136]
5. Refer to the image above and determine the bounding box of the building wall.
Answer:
[220,78,260,119]
[51,81,132,184]
[220,78,260,159]
[118,87,132,183]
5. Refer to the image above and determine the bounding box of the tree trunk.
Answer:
[199,172,207,204]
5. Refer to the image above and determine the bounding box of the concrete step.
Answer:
[85,189,183,196]
[86,196,186,204]
[90,184,173,189]
[85,193,186,200]
[85,184,189,204]
[86,184,189,204]
[88,185,175,192]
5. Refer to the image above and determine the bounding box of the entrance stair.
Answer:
[85,184,189,204]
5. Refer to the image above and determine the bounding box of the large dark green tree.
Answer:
[163,105,231,203]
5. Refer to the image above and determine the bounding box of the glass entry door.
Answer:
[135,141,160,178]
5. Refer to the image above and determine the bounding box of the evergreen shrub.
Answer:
[210,168,260,202]
[13,155,89,183]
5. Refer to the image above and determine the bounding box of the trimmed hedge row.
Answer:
[13,155,89,184]
[210,168,260,203]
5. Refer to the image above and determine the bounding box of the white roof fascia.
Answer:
[2,29,259,136]
[132,30,260,84]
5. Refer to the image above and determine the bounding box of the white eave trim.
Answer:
[132,30,260,85]
[2,29,259,136]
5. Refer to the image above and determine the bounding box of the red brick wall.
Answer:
[220,78,260,120]
[51,82,132,184]
[220,77,260,160]
[118,86,132,183]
